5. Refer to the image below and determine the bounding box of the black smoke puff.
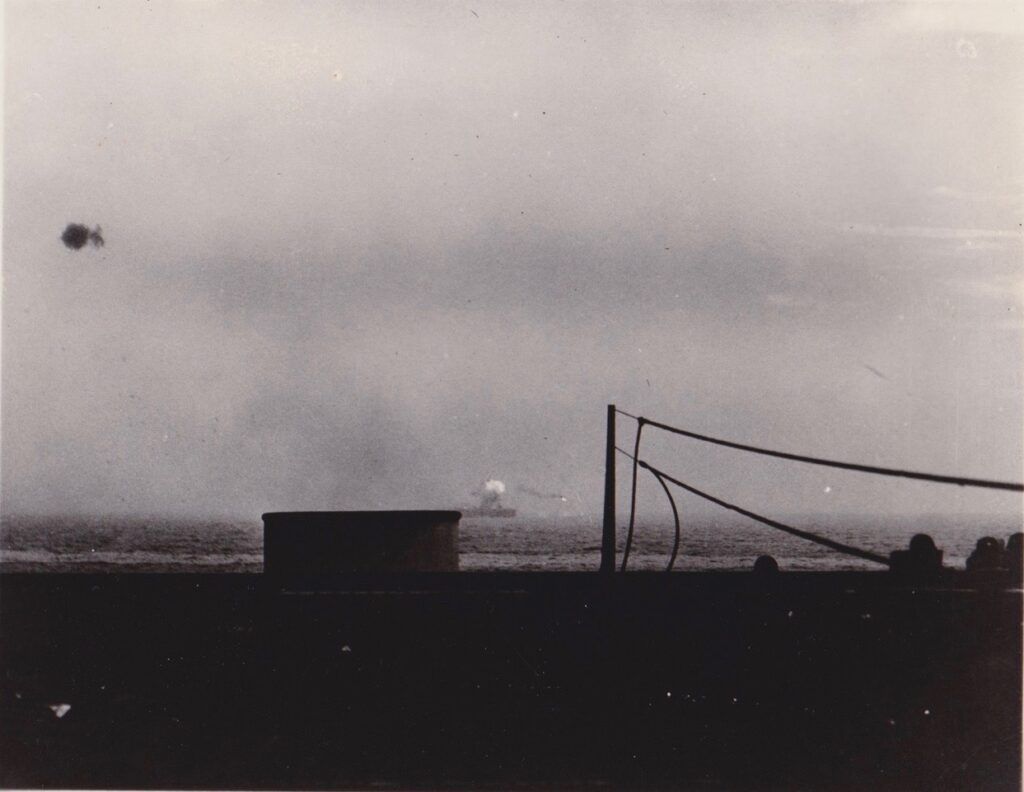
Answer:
[61,223,104,250]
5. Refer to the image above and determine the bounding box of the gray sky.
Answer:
[3,1,1022,521]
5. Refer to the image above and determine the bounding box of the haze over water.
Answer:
[4,2,1021,529]
[2,512,1019,574]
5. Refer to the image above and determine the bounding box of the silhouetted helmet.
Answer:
[909,534,939,557]
[967,536,1003,571]
[753,555,779,574]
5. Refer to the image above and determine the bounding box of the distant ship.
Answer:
[464,478,515,517]
[462,506,516,518]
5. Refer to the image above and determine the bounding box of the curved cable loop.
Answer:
[633,415,1023,492]
[619,419,645,572]
[638,459,888,565]
[647,467,681,572]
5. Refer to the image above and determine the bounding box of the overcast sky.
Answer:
[3,1,1022,522]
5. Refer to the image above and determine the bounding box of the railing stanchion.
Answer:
[601,404,616,573]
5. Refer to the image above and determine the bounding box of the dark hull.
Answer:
[1,571,1020,790]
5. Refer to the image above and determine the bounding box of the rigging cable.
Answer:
[619,419,645,572]
[615,447,886,565]
[616,445,680,571]
[649,466,681,572]
[613,409,1022,492]
[637,457,888,565]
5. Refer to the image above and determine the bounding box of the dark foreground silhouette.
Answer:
[1,568,1019,790]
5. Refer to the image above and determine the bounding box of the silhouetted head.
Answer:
[753,555,779,575]
[967,536,1003,571]
[909,534,938,557]
[976,537,1002,553]
[889,533,943,576]
[1004,533,1023,577]
[892,532,943,574]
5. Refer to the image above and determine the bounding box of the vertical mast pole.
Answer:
[600,404,616,573]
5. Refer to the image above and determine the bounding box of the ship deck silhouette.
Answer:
[1,406,1020,790]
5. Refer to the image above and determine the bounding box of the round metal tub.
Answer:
[262,510,460,576]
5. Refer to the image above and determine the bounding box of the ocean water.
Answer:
[1,512,1018,573]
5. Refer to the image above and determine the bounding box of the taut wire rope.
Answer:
[613,409,1023,492]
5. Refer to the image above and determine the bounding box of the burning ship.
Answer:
[462,478,517,518]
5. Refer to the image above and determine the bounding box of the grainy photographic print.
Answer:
[2,1,1022,789]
